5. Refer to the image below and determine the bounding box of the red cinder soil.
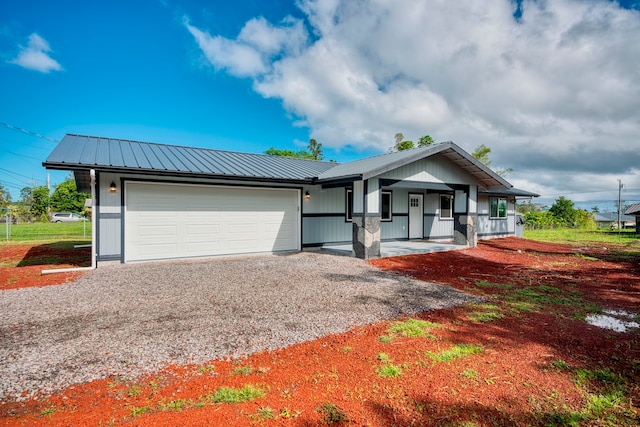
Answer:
[1,237,638,426]
[0,243,90,290]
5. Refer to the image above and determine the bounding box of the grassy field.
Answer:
[0,221,91,242]
[524,227,640,248]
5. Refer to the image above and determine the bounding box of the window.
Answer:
[381,191,392,221]
[490,197,507,218]
[440,195,453,219]
[346,189,353,221]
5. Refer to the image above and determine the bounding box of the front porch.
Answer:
[319,240,467,258]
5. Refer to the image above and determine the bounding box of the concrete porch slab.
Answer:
[319,240,467,258]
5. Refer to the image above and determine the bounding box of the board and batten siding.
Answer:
[97,172,122,260]
[477,195,516,238]
[301,185,351,245]
[378,154,476,185]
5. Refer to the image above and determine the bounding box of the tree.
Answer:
[471,144,513,177]
[471,144,492,168]
[418,135,434,147]
[50,177,89,213]
[21,185,50,220]
[307,138,324,160]
[390,132,415,151]
[549,196,577,227]
[0,184,10,208]
[264,138,324,160]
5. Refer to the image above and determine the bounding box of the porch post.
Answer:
[352,179,381,259]
[453,186,478,248]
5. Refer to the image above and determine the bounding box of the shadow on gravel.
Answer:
[16,241,91,268]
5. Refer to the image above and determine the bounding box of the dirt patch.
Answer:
[0,243,90,290]
[1,237,638,426]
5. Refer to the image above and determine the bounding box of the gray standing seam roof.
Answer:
[625,204,640,215]
[44,134,522,194]
[44,134,337,182]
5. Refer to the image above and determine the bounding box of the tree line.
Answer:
[0,175,89,222]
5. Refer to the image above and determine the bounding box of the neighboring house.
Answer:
[624,204,640,233]
[43,134,538,265]
[594,212,636,229]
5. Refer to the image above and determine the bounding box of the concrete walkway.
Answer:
[320,240,467,257]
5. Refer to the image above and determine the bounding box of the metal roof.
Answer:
[594,212,635,222]
[45,135,530,196]
[317,141,512,190]
[44,134,337,182]
[478,187,540,197]
[625,203,640,215]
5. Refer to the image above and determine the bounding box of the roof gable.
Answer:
[317,141,512,190]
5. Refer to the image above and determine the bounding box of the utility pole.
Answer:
[617,179,623,230]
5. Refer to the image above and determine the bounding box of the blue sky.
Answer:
[1,0,639,212]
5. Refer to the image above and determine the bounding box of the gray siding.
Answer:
[97,172,122,260]
[301,186,350,245]
[477,195,516,238]
[379,154,476,185]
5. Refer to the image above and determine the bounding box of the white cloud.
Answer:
[185,0,640,207]
[184,15,307,78]
[9,33,63,73]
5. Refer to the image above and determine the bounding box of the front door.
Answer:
[409,194,423,239]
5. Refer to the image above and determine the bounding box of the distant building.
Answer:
[594,212,636,229]
[624,204,640,233]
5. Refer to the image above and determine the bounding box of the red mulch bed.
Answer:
[1,237,638,426]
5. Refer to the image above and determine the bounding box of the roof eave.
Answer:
[43,162,316,185]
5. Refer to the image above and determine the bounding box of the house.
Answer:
[43,134,538,264]
[594,212,636,230]
[624,204,640,233]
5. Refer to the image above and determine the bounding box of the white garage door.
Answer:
[125,182,300,262]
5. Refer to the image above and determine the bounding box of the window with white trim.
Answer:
[440,195,453,219]
[490,197,507,218]
[381,191,392,221]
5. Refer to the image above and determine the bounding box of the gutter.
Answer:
[42,169,97,275]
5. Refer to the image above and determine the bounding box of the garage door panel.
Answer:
[125,182,299,262]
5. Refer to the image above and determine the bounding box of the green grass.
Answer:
[524,228,640,245]
[231,366,254,376]
[426,344,484,363]
[377,364,403,377]
[38,406,57,417]
[380,318,443,343]
[376,353,391,362]
[467,303,504,323]
[157,399,191,412]
[3,221,91,242]
[253,406,276,421]
[318,402,349,424]
[208,385,265,403]
[460,369,478,379]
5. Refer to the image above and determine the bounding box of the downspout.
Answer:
[42,169,97,274]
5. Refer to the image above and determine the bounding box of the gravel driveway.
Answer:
[0,251,479,401]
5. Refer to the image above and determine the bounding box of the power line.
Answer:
[0,122,58,143]
[0,167,43,182]
[0,147,43,161]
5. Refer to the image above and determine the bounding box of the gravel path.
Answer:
[0,251,479,402]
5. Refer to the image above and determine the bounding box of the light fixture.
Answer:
[304,191,311,200]
[109,181,117,193]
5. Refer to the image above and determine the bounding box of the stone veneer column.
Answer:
[453,214,477,248]
[352,214,381,259]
